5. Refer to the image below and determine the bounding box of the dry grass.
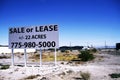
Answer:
[57,53,77,61]
[29,51,78,62]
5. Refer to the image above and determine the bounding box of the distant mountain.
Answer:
[59,46,83,50]
[0,45,8,47]
[95,46,116,49]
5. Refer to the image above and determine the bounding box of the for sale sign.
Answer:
[9,25,59,49]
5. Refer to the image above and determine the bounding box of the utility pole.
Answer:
[105,41,107,49]
[70,42,72,51]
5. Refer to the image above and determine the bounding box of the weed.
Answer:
[0,56,9,59]
[59,72,66,76]
[61,62,64,64]
[109,73,120,78]
[24,75,37,79]
[66,70,73,74]
[40,77,48,80]
[80,72,90,80]
[0,65,10,69]
[61,72,66,75]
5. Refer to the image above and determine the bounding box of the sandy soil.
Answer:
[0,51,120,80]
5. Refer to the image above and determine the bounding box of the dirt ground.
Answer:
[0,50,120,80]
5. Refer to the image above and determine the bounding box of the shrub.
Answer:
[80,72,90,80]
[61,62,64,64]
[91,48,97,53]
[66,70,73,74]
[48,48,55,52]
[65,50,69,53]
[0,65,10,69]
[0,55,9,59]
[25,75,38,79]
[59,72,66,76]
[109,73,120,78]
[78,50,94,61]
[61,49,65,53]
[40,77,47,80]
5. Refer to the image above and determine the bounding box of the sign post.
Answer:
[9,25,59,67]
[54,48,57,66]
[40,49,42,67]
[11,48,14,66]
[24,49,27,67]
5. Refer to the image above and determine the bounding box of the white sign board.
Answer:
[9,25,59,49]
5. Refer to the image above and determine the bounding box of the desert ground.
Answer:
[0,49,120,80]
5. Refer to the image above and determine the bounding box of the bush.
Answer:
[65,50,69,53]
[78,50,94,61]
[0,55,9,59]
[40,77,47,80]
[0,65,10,69]
[80,72,90,80]
[109,73,120,78]
[25,75,38,79]
[61,49,65,53]
[91,48,97,53]
[48,48,55,52]
[66,70,73,74]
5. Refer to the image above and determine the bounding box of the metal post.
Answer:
[40,49,42,67]
[54,48,57,66]
[24,49,27,67]
[11,48,14,66]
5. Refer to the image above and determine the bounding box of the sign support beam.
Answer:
[54,48,57,66]
[24,49,27,67]
[11,48,14,66]
[40,49,42,67]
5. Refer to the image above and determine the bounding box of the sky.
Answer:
[0,0,120,47]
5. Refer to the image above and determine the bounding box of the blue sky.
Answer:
[0,0,120,47]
